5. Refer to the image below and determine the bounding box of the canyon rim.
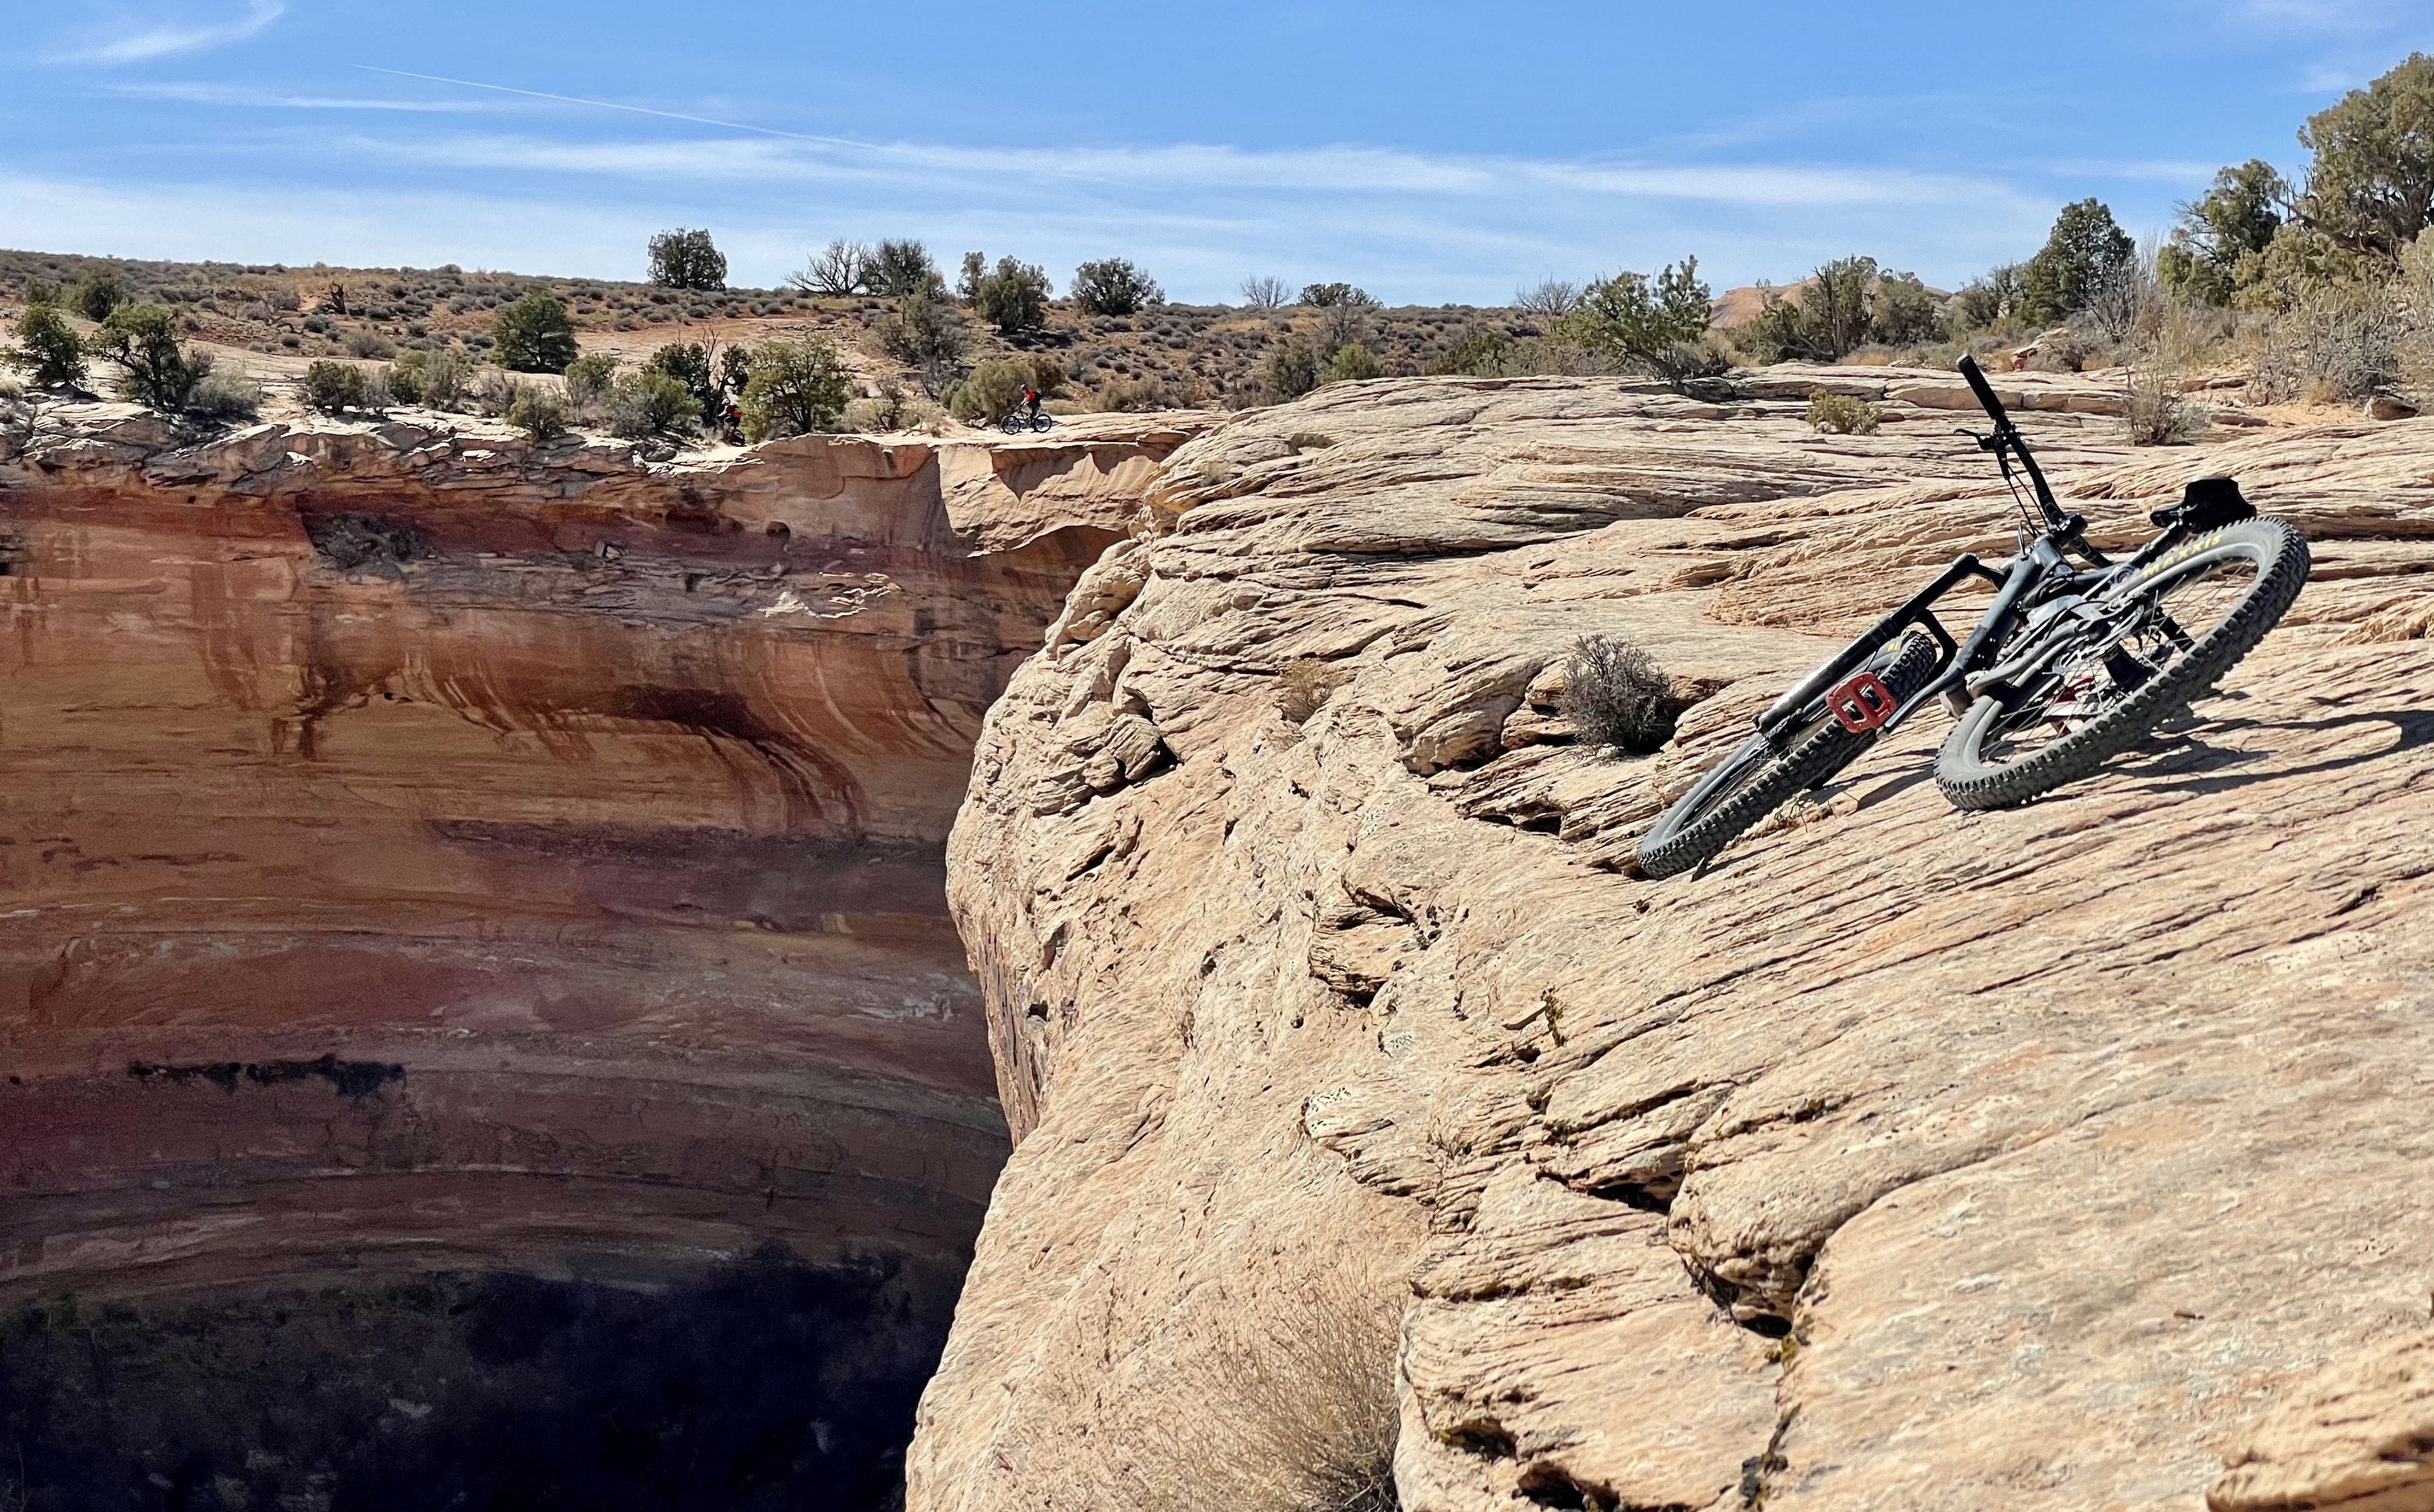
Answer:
[2,365,2431,1511]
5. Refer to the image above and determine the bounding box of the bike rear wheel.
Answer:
[1636,631,1939,879]
[1935,517,2310,810]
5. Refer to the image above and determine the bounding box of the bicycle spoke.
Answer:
[1974,551,2261,766]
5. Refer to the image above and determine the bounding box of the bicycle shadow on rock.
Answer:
[1670,701,2430,883]
[2104,706,2434,800]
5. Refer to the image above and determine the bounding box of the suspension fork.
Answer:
[1755,553,2008,746]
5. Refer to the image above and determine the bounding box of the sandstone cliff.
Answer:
[0,399,1203,1502]
[918,374,2434,1511]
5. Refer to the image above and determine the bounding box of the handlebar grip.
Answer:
[1956,354,2009,424]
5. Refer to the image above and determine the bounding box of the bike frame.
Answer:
[1752,356,2209,749]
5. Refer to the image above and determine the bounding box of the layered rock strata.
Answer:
[917,375,2434,1511]
[0,401,1203,1502]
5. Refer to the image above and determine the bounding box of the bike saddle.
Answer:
[2150,476,2254,532]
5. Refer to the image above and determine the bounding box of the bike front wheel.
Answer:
[1637,630,1940,879]
[1935,517,2310,810]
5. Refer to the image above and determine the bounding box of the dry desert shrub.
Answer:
[300,359,383,414]
[1278,658,1353,724]
[1804,389,1880,435]
[2252,285,2400,403]
[1142,1274,1402,1512]
[1561,635,1681,754]
[2125,362,2206,445]
[2124,301,2215,445]
[185,365,261,422]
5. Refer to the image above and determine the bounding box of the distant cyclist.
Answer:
[1021,385,1041,424]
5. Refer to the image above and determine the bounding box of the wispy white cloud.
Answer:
[108,80,515,112]
[2235,0,2404,33]
[2040,158,2226,185]
[0,126,2055,304]
[7,64,2061,300]
[339,127,2034,216]
[350,65,861,144]
[46,0,286,65]
[330,66,2018,210]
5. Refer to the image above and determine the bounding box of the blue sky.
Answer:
[4,1,2431,303]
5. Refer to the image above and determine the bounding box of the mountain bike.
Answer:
[1000,409,1052,433]
[1635,354,2310,880]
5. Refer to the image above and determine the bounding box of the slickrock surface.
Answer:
[0,401,1202,1308]
[916,373,2434,1511]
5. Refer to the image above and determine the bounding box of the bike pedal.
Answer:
[1829,671,1898,733]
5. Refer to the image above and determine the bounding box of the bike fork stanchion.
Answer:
[1756,553,2005,742]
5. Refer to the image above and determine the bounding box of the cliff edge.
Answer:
[918,375,2434,1511]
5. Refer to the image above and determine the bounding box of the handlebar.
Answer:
[1957,353,2008,424]
[1955,354,2065,530]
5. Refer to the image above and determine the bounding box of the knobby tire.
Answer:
[1636,631,1939,879]
[1934,517,2310,810]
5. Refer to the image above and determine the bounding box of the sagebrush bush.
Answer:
[1806,389,1881,435]
[301,360,380,413]
[1277,658,1352,723]
[1177,1277,1401,1512]
[738,336,852,441]
[1097,373,1169,411]
[562,352,617,414]
[947,356,1059,425]
[386,347,470,409]
[842,379,941,434]
[1425,331,1514,376]
[185,365,262,421]
[2255,285,2400,403]
[2125,363,2205,445]
[878,289,969,383]
[1561,635,1680,754]
[1321,341,1382,384]
[72,268,127,322]
[608,370,698,438]
[507,382,569,442]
